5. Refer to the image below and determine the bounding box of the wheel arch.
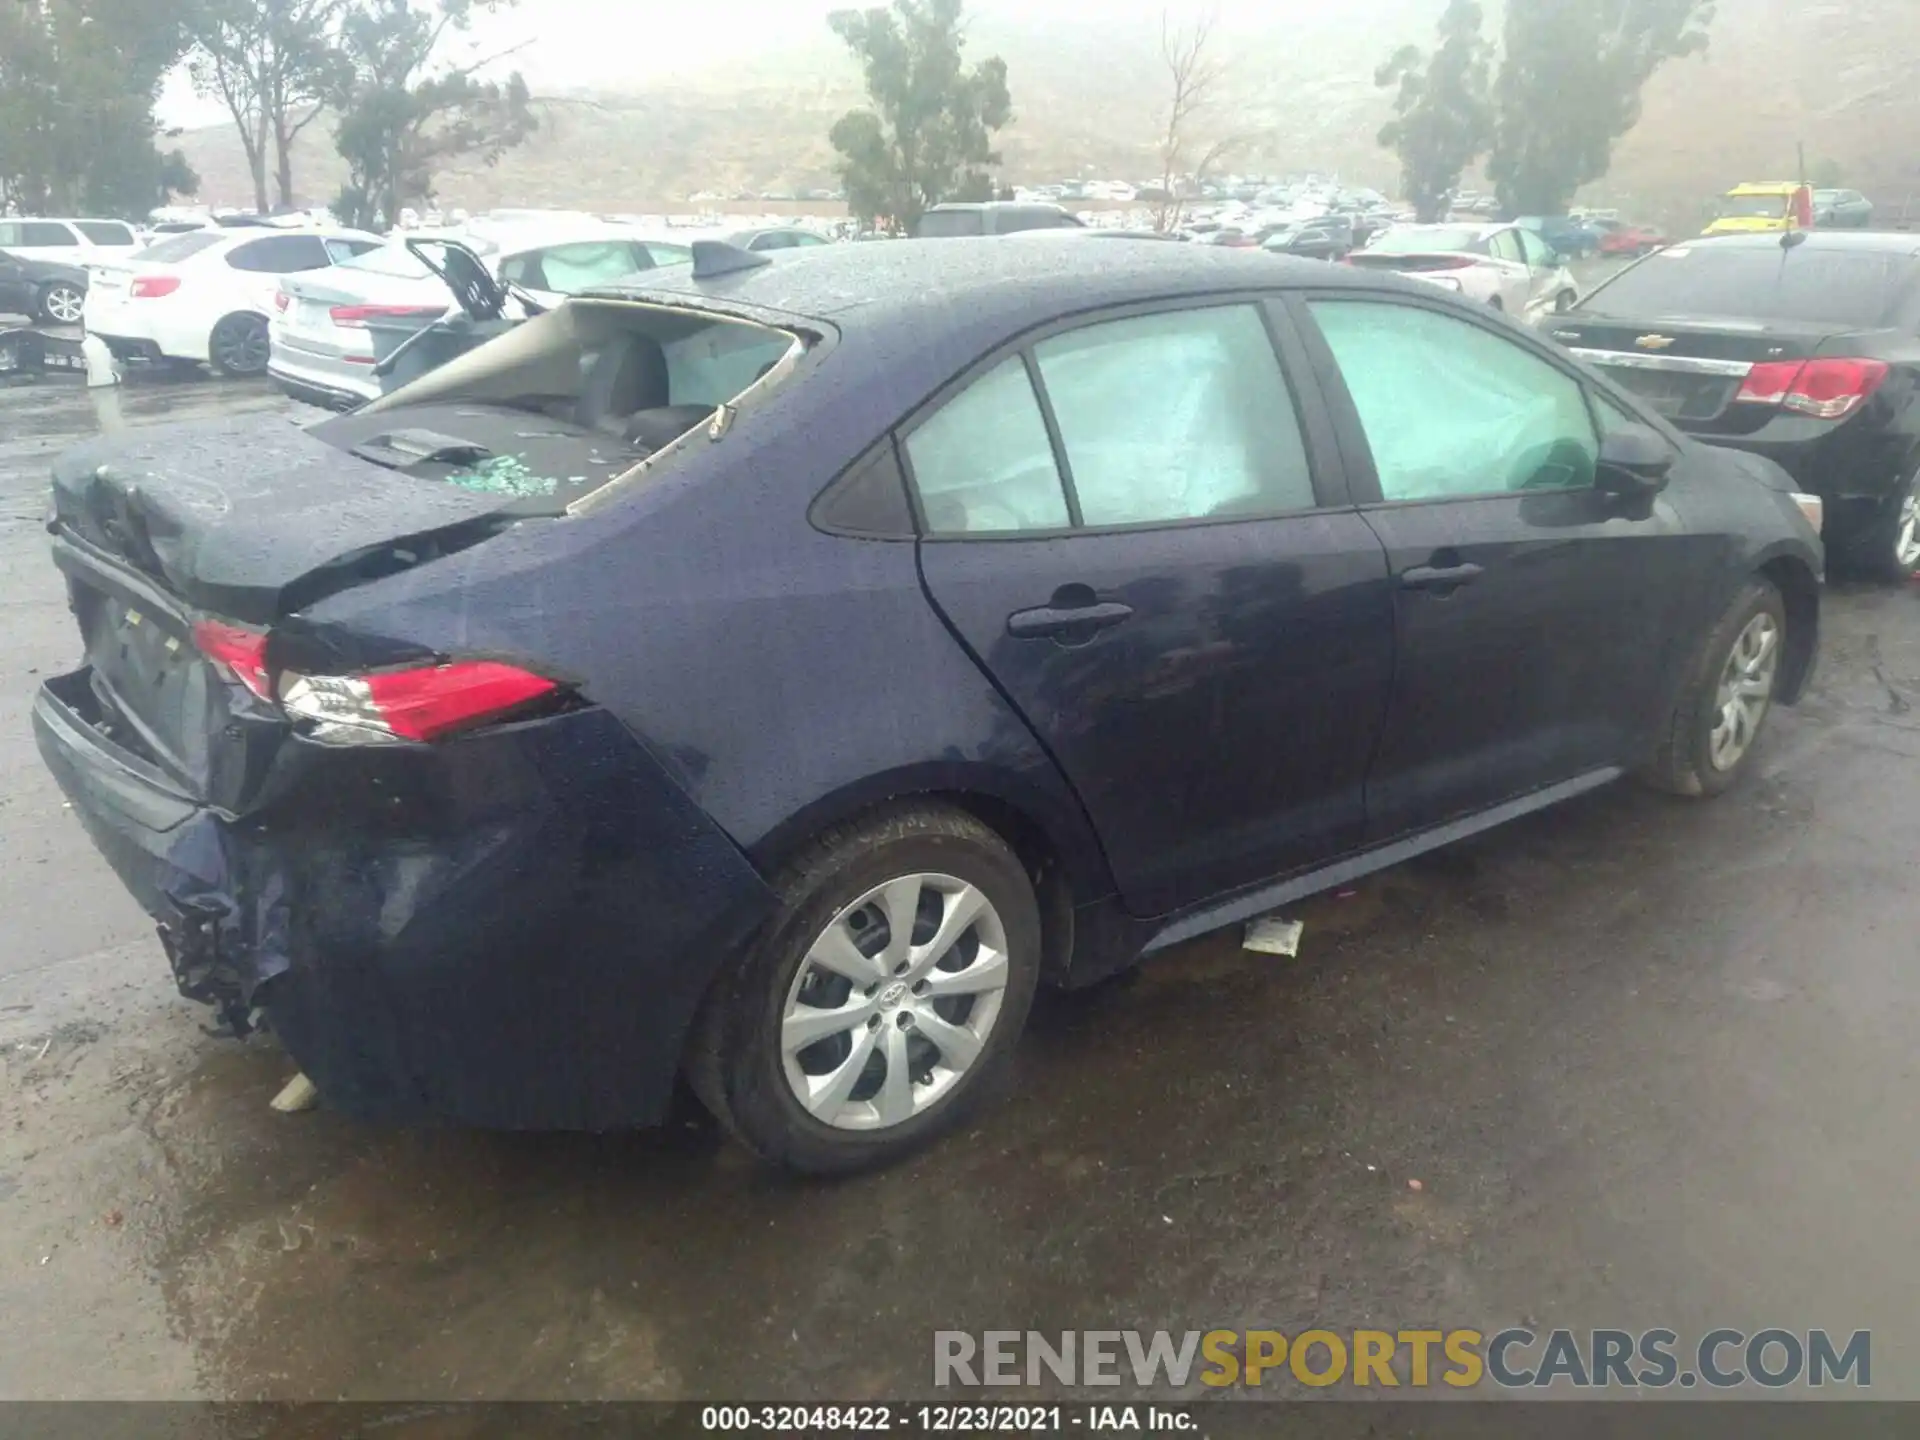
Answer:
[745,766,1117,990]
[1758,554,1820,703]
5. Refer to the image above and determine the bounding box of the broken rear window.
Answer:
[321,300,804,508]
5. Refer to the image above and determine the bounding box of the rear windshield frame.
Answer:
[1577,243,1920,329]
[352,295,820,516]
[139,232,225,264]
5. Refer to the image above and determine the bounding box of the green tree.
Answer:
[187,0,353,213]
[329,0,535,230]
[1375,0,1494,223]
[1489,0,1715,216]
[0,0,199,217]
[1809,157,1845,191]
[826,0,1012,234]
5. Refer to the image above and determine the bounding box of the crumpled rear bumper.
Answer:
[33,666,780,1129]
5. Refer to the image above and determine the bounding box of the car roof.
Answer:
[1389,221,1503,237]
[923,201,1071,214]
[1682,230,1920,255]
[612,233,1371,315]
[1726,182,1801,196]
[598,237,1383,402]
[139,226,379,262]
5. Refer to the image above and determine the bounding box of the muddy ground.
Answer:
[2,366,1918,1405]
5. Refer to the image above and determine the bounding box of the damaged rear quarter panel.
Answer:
[37,668,778,1129]
[296,324,1118,900]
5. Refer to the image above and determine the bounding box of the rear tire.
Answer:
[1640,578,1786,798]
[686,804,1041,1175]
[36,282,84,326]
[1836,467,1920,584]
[208,313,270,377]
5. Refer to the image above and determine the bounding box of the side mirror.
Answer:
[1596,422,1673,500]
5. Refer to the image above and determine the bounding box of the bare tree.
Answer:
[1154,6,1235,232]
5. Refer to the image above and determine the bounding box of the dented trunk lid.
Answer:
[45,412,575,806]
[48,414,523,624]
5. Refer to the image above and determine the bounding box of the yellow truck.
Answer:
[1704,182,1815,235]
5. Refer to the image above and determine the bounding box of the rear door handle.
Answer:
[1006,600,1135,641]
[1399,563,1485,592]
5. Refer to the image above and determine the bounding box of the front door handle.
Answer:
[1006,599,1135,641]
[1399,562,1485,592]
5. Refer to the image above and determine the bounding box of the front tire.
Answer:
[687,805,1041,1174]
[208,313,270,377]
[1640,578,1786,797]
[37,282,85,326]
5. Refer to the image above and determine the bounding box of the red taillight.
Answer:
[1736,358,1889,420]
[279,662,558,744]
[193,620,273,699]
[327,303,444,329]
[273,290,290,312]
[129,275,181,299]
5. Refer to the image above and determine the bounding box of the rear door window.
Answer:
[916,210,985,238]
[226,235,332,273]
[904,358,1070,533]
[2,221,80,247]
[1032,305,1316,525]
[75,221,136,246]
[1516,229,1556,268]
[1309,298,1598,500]
[1489,231,1524,265]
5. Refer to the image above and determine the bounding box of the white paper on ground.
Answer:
[1243,916,1305,957]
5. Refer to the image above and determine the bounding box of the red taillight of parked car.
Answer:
[273,290,291,312]
[193,620,273,700]
[129,275,181,299]
[1735,358,1890,420]
[327,304,445,329]
[279,662,559,744]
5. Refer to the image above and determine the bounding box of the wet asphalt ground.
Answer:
[2,359,1919,1408]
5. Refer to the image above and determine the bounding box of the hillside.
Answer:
[173,0,1920,223]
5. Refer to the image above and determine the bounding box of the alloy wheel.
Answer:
[1709,613,1780,772]
[780,872,1011,1131]
[43,284,84,325]
[213,317,270,376]
[1894,486,1920,572]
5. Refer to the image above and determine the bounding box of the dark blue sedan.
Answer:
[34,239,1823,1171]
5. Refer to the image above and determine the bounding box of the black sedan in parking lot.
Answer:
[33,239,1821,1173]
[1543,231,1920,580]
[0,247,88,326]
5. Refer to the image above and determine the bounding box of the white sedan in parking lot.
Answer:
[268,221,697,408]
[1348,222,1580,317]
[83,226,383,376]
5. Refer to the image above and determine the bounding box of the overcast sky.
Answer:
[159,0,1404,127]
